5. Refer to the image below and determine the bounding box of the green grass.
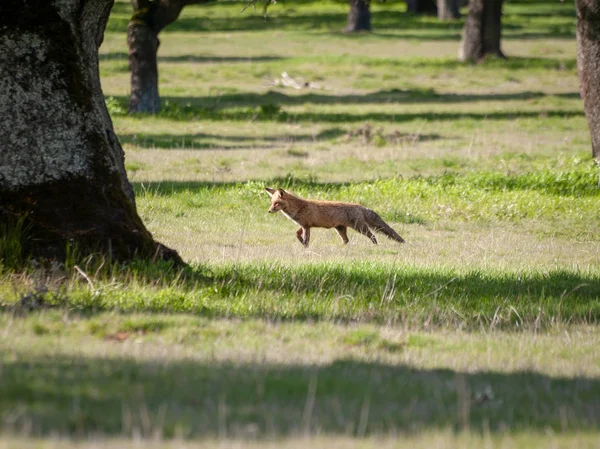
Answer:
[2,0,600,447]
[1,312,600,442]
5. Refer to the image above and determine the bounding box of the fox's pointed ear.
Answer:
[265,187,276,197]
[278,189,287,197]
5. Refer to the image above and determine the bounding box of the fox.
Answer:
[264,187,405,247]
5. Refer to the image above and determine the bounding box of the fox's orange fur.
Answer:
[265,187,405,247]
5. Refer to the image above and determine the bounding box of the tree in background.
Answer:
[459,0,504,62]
[128,0,212,113]
[0,0,181,264]
[576,0,600,161]
[406,0,437,15]
[346,0,371,32]
[438,0,460,20]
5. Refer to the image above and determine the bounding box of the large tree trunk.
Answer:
[438,0,460,19]
[345,0,371,32]
[406,0,438,15]
[459,0,504,62]
[0,0,182,264]
[576,0,600,161]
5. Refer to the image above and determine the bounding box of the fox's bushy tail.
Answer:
[364,209,405,243]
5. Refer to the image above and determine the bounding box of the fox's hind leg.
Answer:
[335,226,349,244]
[354,224,378,244]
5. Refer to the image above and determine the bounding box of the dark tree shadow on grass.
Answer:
[100,54,576,71]
[4,250,597,324]
[123,104,583,124]
[99,52,286,63]
[118,128,349,150]
[1,353,599,438]
[164,89,579,107]
[107,87,580,112]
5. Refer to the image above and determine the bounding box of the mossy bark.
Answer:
[345,0,371,32]
[0,0,182,264]
[459,0,504,62]
[576,0,600,161]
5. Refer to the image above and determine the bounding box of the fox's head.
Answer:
[265,187,289,213]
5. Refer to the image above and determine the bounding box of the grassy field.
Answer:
[2,0,600,447]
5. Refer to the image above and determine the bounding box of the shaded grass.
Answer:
[2,352,600,438]
[1,310,600,441]
[101,56,577,76]
[105,86,580,116]
[116,128,347,150]
[105,94,583,127]
[1,260,599,326]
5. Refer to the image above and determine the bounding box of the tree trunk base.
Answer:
[459,0,504,62]
[476,49,506,63]
[1,179,182,265]
[345,0,371,32]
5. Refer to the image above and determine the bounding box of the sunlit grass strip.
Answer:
[132,162,600,230]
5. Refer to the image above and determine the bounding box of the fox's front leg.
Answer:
[302,227,311,247]
[296,227,310,247]
[296,227,304,245]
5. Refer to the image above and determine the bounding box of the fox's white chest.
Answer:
[281,210,301,226]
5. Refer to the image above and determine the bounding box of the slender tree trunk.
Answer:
[128,0,188,113]
[0,0,182,263]
[438,0,460,19]
[128,3,161,113]
[345,0,371,32]
[459,0,504,62]
[576,0,600,161]
[406,0,438,15]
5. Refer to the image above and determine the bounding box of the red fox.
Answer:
[265,187,405,247]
